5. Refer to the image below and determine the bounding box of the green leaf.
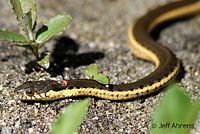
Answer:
[21,11,33,39]
[15,44,34,51]
[19,0,37,15]
[20,0,37,29]
[94,74,109,84]
[9,0,23,22]
[85,64,98,79]
[9,0,37,35]
[51,98,89,134]
[36,15,72,45]
[36,52,50,69]
[150,83,200,134]
[85,64,109,84]
[0,30,31,44]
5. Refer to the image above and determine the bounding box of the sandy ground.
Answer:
[0,0,200,133]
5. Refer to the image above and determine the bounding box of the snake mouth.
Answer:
[14,89,29,100]
[14,89,49,101]
[14,87,47,100]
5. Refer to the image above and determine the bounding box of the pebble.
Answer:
[1,127,10,134]
[28,128,34,133]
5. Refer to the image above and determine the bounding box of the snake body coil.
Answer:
[15,0,200,101]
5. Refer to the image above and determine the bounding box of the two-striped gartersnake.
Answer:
[15,0,200,101]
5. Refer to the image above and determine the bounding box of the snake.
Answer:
[14,0,200,101]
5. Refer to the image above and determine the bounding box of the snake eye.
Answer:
[25,89,35,96]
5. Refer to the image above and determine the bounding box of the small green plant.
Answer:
[0,0,72,69]
[149,82,200,134]
[85,64,109,84]
[50,98,90,134]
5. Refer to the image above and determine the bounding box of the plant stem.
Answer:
[34,45,39,60]
[28,31,34,41]
[30,42,39,60]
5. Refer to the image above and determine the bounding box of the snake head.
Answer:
[14,80,67,101]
